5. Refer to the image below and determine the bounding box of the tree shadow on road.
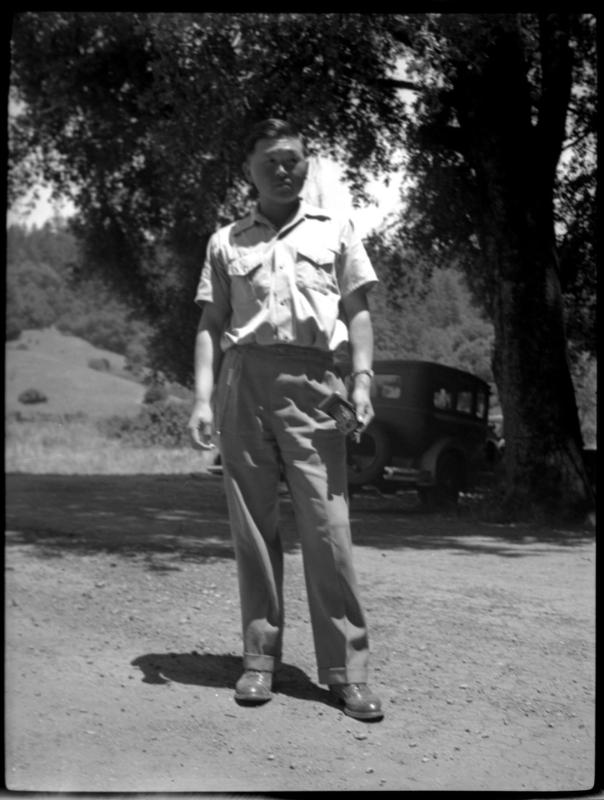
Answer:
[5,473,595,562]
[130,651,334,707]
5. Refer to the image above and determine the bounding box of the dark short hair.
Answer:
[243,118,304,157]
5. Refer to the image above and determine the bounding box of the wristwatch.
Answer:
[350,369,375,381]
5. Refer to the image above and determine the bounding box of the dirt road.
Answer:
[4,473,596,793]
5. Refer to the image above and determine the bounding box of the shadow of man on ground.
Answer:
[131,651,334,707]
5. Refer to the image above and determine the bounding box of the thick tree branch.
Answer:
[537,13,573,180]
[373,78,423,92]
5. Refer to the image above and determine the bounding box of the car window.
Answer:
[456,389,473,415]
[476,390,488,420]
[375,374,401,400]
[433,387,453,410]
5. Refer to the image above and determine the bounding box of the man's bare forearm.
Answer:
[348,308,373,372]
[342,288,375,430]
[193,307,225,403]
[343,289,374,373]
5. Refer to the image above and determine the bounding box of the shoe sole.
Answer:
[341,706,384,721]
[330,693,384,721]
[234,693,272,704]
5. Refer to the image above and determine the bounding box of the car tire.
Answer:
[347,423,392,489]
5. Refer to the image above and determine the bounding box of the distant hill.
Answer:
[5,328,147,419]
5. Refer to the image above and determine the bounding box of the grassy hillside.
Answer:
[5,327,215,475]
[6,327,145,418]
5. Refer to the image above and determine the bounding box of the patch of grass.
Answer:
[5,413,216,475]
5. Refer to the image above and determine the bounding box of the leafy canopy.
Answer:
[9,12,596,384]
[9,12,411,381]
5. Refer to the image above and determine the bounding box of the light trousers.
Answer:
[215,343,370,686]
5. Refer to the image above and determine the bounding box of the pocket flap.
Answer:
[227,253,263,277]
[296,248,335,270]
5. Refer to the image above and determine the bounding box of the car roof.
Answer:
[366,359,490,389]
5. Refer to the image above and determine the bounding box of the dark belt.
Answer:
[235,342,334,364]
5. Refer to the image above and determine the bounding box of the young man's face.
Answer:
[244,136,307,206]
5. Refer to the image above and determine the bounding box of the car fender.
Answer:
[419,437,464,483]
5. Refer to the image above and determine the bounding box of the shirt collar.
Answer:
[233,200,332,237]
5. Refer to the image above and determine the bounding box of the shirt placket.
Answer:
[270,241,295,344]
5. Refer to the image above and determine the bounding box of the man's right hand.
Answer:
[188,399,216,449]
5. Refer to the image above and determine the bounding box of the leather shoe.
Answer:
[234,670,273,704]
[329,683,383,720]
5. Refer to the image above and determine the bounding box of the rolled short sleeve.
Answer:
[194,233,231,314]
[336,219,379,298]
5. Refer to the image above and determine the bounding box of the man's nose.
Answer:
[275,162,287,176]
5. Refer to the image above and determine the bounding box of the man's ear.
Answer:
[242,160,252,182]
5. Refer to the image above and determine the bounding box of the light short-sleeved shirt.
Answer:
[195,201,378,353]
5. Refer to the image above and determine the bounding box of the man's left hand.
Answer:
[351,384,374,433]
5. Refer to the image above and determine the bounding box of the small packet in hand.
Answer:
[318,392,360,436]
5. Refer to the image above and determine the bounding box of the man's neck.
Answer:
[257,198,301,230]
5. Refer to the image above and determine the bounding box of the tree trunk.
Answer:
[489,237,593,519]
[456,16,594,519]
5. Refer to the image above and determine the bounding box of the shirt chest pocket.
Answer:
[295,248,339,296]
[227,254,271,303]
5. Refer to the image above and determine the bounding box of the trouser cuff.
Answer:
[243,652,277,672]
[318,666,369,686]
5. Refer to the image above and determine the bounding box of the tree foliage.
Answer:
[371,260,496,386]
[6,222,152,360]
[386,13,596,516]
[9,12,408,381]
[390,13,596,358]
[9,12,597,516]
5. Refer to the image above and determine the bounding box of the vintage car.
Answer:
[343,359,492,505]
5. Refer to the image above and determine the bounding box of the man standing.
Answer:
[188,118,383,721]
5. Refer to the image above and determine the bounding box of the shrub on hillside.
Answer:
[143,383,169,404]
[98,400,192,448]
[124,338,149,378]
[58,308,133,354]
[88,357,112,372]
[18,388,48,405]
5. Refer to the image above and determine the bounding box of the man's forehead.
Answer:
[252,136,305,156]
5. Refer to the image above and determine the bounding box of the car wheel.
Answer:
[347,424,392,488]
